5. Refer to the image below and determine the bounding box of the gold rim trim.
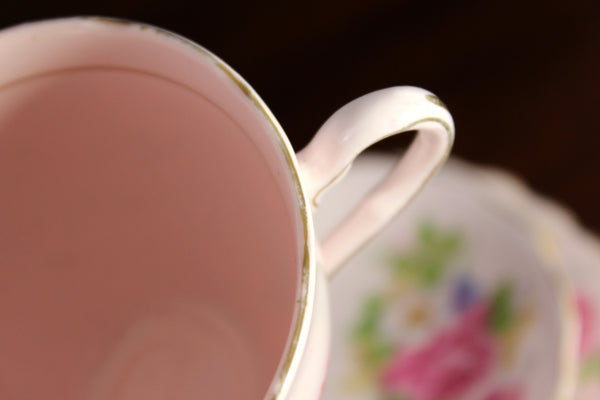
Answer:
[425,93,448,110]
[116,18,315,400]
[0,16,314,400]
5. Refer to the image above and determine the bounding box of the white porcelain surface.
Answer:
[470,165,600,400]
[316,155,580,400]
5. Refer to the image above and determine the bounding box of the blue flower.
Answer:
[452,275,479,314]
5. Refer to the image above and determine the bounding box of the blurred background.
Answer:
[2,0,599,231]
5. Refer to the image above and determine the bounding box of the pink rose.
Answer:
[577,292,597,357]
[381,304,495,400]
[484,385,523,400]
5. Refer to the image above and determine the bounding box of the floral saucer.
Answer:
[315,155,580,400]
[466,164,600,400]
[558,222,600,400]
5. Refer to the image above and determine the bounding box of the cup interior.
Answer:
[0,18,304,400]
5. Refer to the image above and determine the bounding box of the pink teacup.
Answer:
[0,17,453,400]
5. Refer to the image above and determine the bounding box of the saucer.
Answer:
[475,165,600,400]
[315,154,580,400]
[560,223,600,400]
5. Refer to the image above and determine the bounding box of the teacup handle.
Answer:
[297,86,454,276]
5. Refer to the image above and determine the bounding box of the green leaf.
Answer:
[390,254,418,276]
[388,221,464,287]
[580,350,600,381]
[353,295,384,340]
[488,284,515,333]
[352,295,395,370]
[365,341,394,367]
[418,221,438,246]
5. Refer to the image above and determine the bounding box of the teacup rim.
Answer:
[0,16,316,400]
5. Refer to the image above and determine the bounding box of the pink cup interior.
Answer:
[0,18,303,400]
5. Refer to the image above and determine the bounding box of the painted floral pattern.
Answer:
[483,386,523,400]
[381,304,495,400]
[349,222,532,400]
[577,293,597,358]
[576,291,600,399]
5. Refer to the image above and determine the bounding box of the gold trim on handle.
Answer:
[425,93,448,109]
[307,114,454,212]
[320,115,454,279]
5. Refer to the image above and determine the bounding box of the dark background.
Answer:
[2,1,599,231]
